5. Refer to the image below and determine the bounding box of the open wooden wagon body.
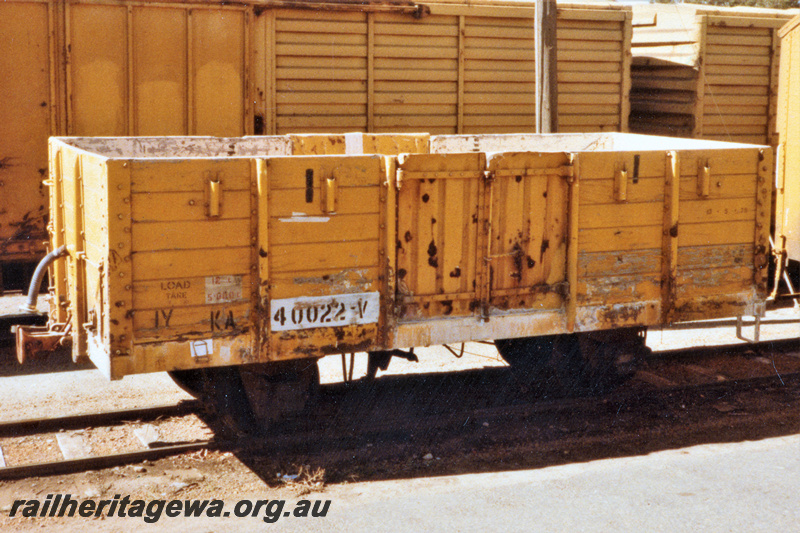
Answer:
[16,132,771,385]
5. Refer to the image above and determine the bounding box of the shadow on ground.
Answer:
[194,365,800,487]
[0,344,94,377]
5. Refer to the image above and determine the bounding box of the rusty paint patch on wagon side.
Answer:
[1,211,48,253]
[271,323,378,359]
[290,268,374,294]
[576,301,661,332]
[671,292,758,323]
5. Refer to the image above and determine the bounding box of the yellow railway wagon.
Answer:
[0,0,632,287]
[556,2,631,134]
[629,4,796,145]
[776,15,800,264]
[19,132,771,395]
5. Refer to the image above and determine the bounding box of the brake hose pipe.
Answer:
[20,245,68,314]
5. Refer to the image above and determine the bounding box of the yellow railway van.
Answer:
[629,4,796,145]
[0,0,632,289]
[776,15,800,267]
[16,131,772,426]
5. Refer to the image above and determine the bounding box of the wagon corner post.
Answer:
[99,157,134,379]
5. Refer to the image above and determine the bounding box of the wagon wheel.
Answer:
[495,335,558,395]
[496,328,648,397]
[169,366,258,436]
[169,359,319,435]
[554,333,613,396]
[570,328,650,394]
[495,334,590,396]
[168,368,209,399]
[238,359,320,430]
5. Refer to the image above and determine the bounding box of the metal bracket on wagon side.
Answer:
[735,301,766,343]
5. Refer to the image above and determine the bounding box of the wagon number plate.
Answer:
[270,292,380,332]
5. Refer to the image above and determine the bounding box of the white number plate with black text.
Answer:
[270,292,380,332]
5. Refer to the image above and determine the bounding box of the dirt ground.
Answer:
[0,300,798,531]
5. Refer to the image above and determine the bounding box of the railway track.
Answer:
[0,401,210,480]
[1,338,799,480]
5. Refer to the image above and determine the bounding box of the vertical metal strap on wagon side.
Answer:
[71,154,88,360]
[771,144,788,300]
[256,158,270,356]
[661,151,680,323]
[378,156,394,348]
[479,169,495,322]
[51,147,69,325]
[565,155,578,333]
[754,148,773,296]
[249,158,264,359]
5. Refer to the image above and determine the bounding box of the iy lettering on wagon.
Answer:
[151,308,239,333]
[154,309,174,328]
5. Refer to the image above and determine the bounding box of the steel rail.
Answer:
[0,440,216,481]
[649,337,800,360]
[0,400,202,438]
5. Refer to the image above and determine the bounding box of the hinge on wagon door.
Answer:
[564,163,575,183]
[491,166,574,180]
